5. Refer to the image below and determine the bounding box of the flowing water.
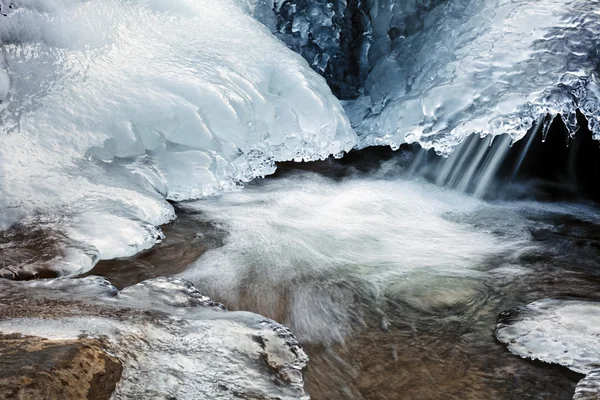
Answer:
[84,146,600,400]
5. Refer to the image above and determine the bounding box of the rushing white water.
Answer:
[3,170,598,398]
[0,0,355,272]
[1,0,600,277]
[0,276,309,399]
[176,170,553,343]
[408,133,515,197]
[2,2,600,398]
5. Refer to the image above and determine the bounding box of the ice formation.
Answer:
[246,0,600,155]
[245,0,367,98]
[345,0,600,154]
[246,0,443,98]
[0,0,356,271]
[496,299,600,400]
[0,276,309,399]
[574,369,600,400]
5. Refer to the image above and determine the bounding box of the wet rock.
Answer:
[83,209,225,289]
[0,277,309,399]
[0,334,122,400]
[0,223,98,281]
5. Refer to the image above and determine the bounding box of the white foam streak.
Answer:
[179,173,529,343]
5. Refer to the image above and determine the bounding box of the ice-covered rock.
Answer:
[496,298,600,374]
[496,298,600,400]
[0,0,356,270]
[347,0,600,155]
[0,276,309,399]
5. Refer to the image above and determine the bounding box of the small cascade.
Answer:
[409,133,525,198]
[408,113,600,202]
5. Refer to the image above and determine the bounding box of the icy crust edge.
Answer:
[345,0,600,156]
[351,78,600,156]
[496,298,600,400]
[495,298,600,375]
[0,276,310,399]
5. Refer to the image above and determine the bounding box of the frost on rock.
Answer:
[0,0,356,269]
[496,299,600,400]
[0,277,309,399]
[346,0,600,155]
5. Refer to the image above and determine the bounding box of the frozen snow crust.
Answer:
[0,0,356,270]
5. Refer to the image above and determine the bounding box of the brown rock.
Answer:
[0,334,122,400]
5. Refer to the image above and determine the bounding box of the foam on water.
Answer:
[178,171,540,343]
[0,0,356,272]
